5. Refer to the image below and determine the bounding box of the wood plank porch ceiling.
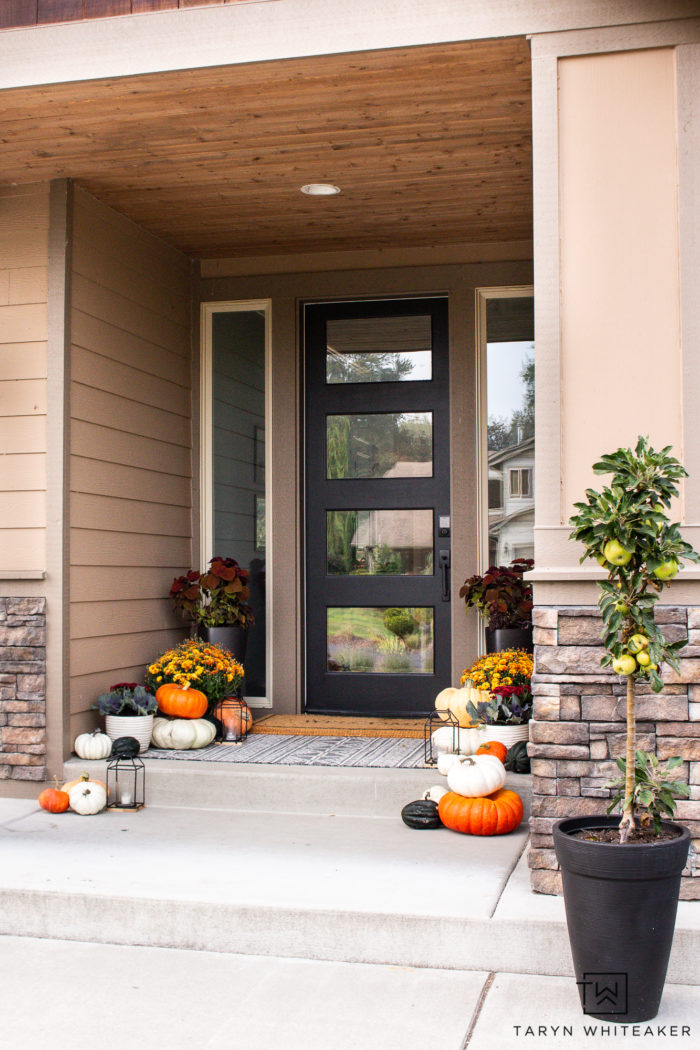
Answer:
[0,37,532,259]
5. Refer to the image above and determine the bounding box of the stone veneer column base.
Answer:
[529,605,700,901]
[0,598,47,782]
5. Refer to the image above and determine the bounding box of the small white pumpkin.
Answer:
[446,754,507,798]
[431,725,484,757]
[69,778,107,815]
[423,785,448,804]
[437,752,464,776]
[74,730,112,761]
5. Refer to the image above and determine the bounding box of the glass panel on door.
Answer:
[326,412,433,479]
[326,314,433,383]
[327,607,434,674]
[326,509,434,576]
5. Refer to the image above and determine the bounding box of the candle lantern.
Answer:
[424,709,460,766]
[212,696,253,743]
[106,736,146,810]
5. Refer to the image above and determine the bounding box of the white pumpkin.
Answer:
[431,725,484,756]
[437,752,463,776]
[446,754,507,798]
[423,785,448,804]
[69,779,107,815]
[151,717,216,750]
[74,730,112,761]
[435,685,485,728]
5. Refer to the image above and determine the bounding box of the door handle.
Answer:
[439,550,451,602]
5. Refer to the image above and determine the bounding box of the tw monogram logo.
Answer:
[577,972,628,1014]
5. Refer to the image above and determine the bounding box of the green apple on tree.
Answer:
[569,436,700,842]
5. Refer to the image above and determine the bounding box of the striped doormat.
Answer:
[144,734,426,767]
[250,714,425,739]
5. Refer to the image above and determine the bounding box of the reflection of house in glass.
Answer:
[488,436,534,564]
[351,507,433,575]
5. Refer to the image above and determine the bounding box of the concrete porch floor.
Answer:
[1,761,699,1048]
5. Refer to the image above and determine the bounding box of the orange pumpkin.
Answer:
[438,788,523,836]
[38,782,70,813]
[156,683,208,719]
[475,740,508,764]
[213,697,253,738]
[61,772,107,795]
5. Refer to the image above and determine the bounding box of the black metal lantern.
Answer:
[106,736,145,810]
[424,708,460,766]
[212,696,252,744]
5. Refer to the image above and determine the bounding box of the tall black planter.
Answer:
[197,625,248,665]
[553,816,690,1023]
[485,627,533,653]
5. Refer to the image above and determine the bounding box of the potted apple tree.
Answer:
[556,436,697,1022]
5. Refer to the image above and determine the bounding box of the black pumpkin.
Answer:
[401,799,442,829]
[504,739,530,774]
[110,736,140,758]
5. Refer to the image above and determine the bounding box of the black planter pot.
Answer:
[485,627,533,653]
[553,816,690,1023]
[197,624,248,665]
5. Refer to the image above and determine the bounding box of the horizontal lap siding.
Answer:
[0,184,49,572]
[69,187,193,734]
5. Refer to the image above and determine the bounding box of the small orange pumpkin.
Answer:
[38,778,70,814]
[475,740,508,764]
[156,683,208,719]
[438,788,524,836]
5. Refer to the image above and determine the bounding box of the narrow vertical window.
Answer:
[482,293,535,566]
[203,305,269,701]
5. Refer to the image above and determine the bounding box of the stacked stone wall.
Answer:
[529,605,700,900]
[0,598,47,782]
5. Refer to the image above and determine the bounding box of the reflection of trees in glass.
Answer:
[488,351,535,452]
[327,509,358,574]
[326,351,415,384]
[327,412,432,479]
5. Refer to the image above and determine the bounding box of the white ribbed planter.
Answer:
[104,714,154,754]
[478,723,530,749]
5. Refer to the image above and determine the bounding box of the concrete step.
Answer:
[1,783,699,983]
[61,754,457,817]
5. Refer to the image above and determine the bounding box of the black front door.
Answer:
[304,297,451,716]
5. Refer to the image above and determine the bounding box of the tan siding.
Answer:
[0,183,49,571]
[69,186,192,734]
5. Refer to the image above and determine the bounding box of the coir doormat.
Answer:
[250,714,425,739]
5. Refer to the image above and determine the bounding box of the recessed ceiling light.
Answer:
[300,183,341,196]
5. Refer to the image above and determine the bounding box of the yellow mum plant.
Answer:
[145,637,244,706]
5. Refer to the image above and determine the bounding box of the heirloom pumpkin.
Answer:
[61,773,107,795]
[504,739,531,774]
[475,740,508,764]
[446,754,507,798]
[74,730,112,761]
[151,717,216,750]
[401,799,442,829]
[155,683,208,719]
[438,789,524,836]
[434,685,483,728]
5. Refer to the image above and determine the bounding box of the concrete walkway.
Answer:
[1,935,697,1050]
[1,761,698,1047]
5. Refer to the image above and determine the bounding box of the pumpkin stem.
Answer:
[80,771,89,782]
